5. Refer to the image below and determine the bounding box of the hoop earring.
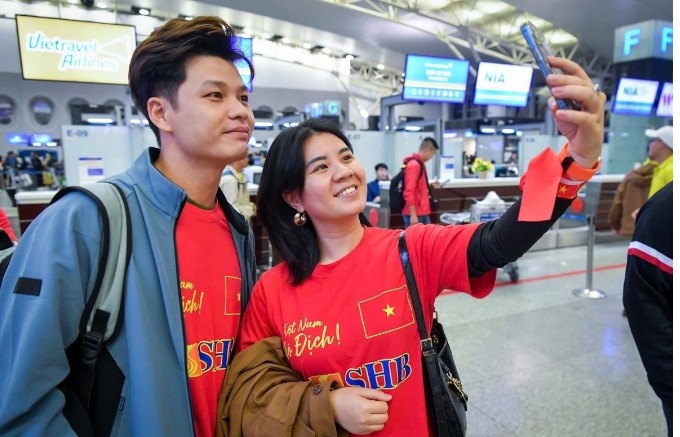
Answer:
[294,211,307,226]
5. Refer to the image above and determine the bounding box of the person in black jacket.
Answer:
[622,181,673,437]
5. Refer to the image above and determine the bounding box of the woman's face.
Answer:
[295,132,367,224]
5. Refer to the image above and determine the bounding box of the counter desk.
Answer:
[430,174,622,228]
[10,173,624,266]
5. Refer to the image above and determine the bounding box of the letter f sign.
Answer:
[661,27,673,53]
[624,29,641,56]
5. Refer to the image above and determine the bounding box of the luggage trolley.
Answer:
[439,193,520,283]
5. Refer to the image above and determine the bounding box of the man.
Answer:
[622,182,673,437]
[220,155,256,221]
[401,137,441,227]
[0,16,257,437]
[645,125,673,197]
[367,162,389,203]
[608,158,656,237]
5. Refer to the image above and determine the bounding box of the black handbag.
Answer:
[398,231,468,437]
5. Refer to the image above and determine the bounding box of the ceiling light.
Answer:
[344,54,356,60]
[86,117,114,124]
[178,14,193,20]
[95,2,107,9]
[321,47,331,54]
[131,6,150,16]
[376,63,385,70]
[302,42,312,49]
[415,0,452,10]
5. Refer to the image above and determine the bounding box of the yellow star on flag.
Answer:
[559,185,568,194]
[383,304,395,317]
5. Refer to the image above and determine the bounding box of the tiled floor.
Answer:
[435,238,668,437]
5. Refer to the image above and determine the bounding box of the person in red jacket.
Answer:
[0,207,17,247]
[401,137,441,227]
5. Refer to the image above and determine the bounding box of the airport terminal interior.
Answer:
[0,0,674,436]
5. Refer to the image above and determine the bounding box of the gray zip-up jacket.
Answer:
[0,147,257,436]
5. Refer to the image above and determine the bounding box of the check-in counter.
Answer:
[14,189,59,234]
[377,174,624,250]
[11,174,624,259]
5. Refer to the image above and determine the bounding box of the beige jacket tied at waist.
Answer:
[216,336,348,437]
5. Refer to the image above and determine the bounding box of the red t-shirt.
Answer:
[239,224,496,437]
[177,202,242,437]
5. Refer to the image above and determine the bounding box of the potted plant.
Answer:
[471,157,493,178]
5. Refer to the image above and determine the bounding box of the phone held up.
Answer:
[520,21,581,111]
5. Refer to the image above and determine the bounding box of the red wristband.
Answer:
[557,142,601,181]
[556,177,585,199]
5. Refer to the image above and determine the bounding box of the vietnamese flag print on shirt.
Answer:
[357,285,415,339]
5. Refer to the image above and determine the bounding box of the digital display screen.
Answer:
[473,62,534,107]
[655,82,672,117]
[233,36,253,92]
[612,77,660,115]
[15,15,137,85]
[402,54,470,103]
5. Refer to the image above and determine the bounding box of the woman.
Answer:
[224,57,606,436]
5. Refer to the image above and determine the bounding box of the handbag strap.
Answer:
[398,231,435,354]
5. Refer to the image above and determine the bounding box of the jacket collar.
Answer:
[131,148,249,236]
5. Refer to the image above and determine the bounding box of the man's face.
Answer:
[647,138,668,161]
[422,145,437,162]
[376,167,389,180]
[160,55,255,169]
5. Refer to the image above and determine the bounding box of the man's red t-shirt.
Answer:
[177,202,242,437]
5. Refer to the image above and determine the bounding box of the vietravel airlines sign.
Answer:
[15,15,136,85]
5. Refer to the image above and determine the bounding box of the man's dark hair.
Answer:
[128,16,254,146]
[420,137,439,150]
[374,163,388,171]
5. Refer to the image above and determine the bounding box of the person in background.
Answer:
[0,16,257,437]
[220,155,256,221]
[402,137,441,227]
[608,158,657,237]
[0,207,18,247]
[645,125,673,197]
[219,56,606,436]
[30,151,44,187]
[622,182,673,437]
[367,162,389,203]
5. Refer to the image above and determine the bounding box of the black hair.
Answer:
[421,137,439,150]
[256,119,371,285]
[374,163,388,171]
[128,16,254,146]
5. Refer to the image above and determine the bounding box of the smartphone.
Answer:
[520,21,581,111]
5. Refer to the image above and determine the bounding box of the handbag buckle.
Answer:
[447,372,469,402]
[420,338,435,353]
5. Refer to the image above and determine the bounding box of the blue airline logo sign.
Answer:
[614,20,673,62]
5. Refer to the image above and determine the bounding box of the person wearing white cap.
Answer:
[644,125,673,197]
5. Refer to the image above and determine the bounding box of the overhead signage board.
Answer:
[473,62,533,107]
[15,15,136,85]
[613,20,673,63]
[402,54,470,104]
[655,82,673,117]
[612,77,660,115]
